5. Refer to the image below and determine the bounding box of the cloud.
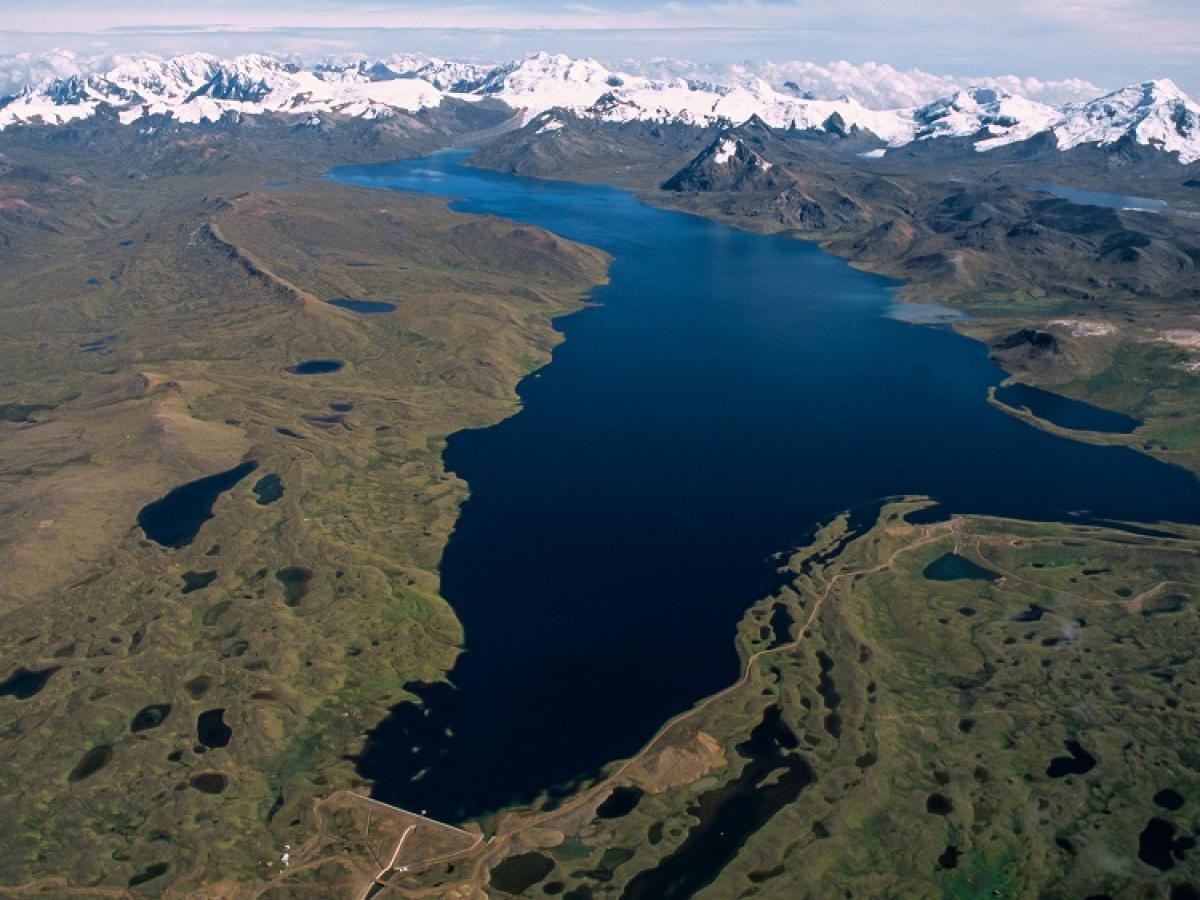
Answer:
[0,0,1196,93]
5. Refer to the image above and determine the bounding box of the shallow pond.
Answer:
[287,359,344,375]
[327,298,397,314]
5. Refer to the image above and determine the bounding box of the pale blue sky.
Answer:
[1,0,1198,92]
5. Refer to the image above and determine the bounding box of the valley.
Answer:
[0,45,1198,900]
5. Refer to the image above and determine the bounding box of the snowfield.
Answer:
[1,50,1198,163]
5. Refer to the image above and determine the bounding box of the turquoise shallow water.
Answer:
[331,151,1200,821]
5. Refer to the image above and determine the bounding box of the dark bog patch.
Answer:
[327,298,397,314]
[202,600,234,626]
[1156,789,1186,811]
[286,359,343,375]
[855,750,878,769]
[1140,818,1196,872]
[1013,604,1047,622]
[138,461,258,547]
[815,651,842,739]
[620,706,812,899]
[0,665,59,699]
[180,570,217,594]
[304,413,347,429]
[252,473,284,505]
[68,745,113,782]
[130,703,172,733]
[1046,740,1097,778]
[128,862,169,887]
[184,675,212,699]
[276,427,305,439]
[189,772,228,794]
[1143,594,1187,618]
[574,848,633,883]
[197,708,232,748]
[0,402,53,423]
[490,851,555,895]
[995,329,1058,353]
[923,553,1000,581]
[329,402,354,412]
[748,864,785,883]
[276,567,313,607]
[596,785,644,819]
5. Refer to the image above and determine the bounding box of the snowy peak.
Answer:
[480,52,624,123]
[663,131,784,192]
[0,50,1198,165]
[710,134,772,169]
[1054,79,1200,162]
[912,87,1060,150]
[0,52,449,129]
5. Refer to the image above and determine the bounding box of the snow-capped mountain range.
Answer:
[1,50,1198,164]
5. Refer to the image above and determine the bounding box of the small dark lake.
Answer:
[196,708,232,749]
[327,298,397,314]
[0,665,59,700]
[334,152,1200,824]
[287,359,343,375]
[137,461,258,548]
[923,552,1000,582]
[994,382,1141,434]
[252,473,284,505]
[1031,183,1169,213]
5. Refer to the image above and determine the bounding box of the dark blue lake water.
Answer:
[330,151,1200,823]
[994,382,1141,434]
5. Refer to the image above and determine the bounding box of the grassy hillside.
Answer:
[0,120,606,894]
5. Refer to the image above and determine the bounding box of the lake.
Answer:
[137,460,258,548]
[331,151,1200,823]
[1030,183,1169,213]
[994,381,1141,434]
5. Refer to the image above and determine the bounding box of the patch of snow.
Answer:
[713,136,738,164]
[1159,329,1200,348]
